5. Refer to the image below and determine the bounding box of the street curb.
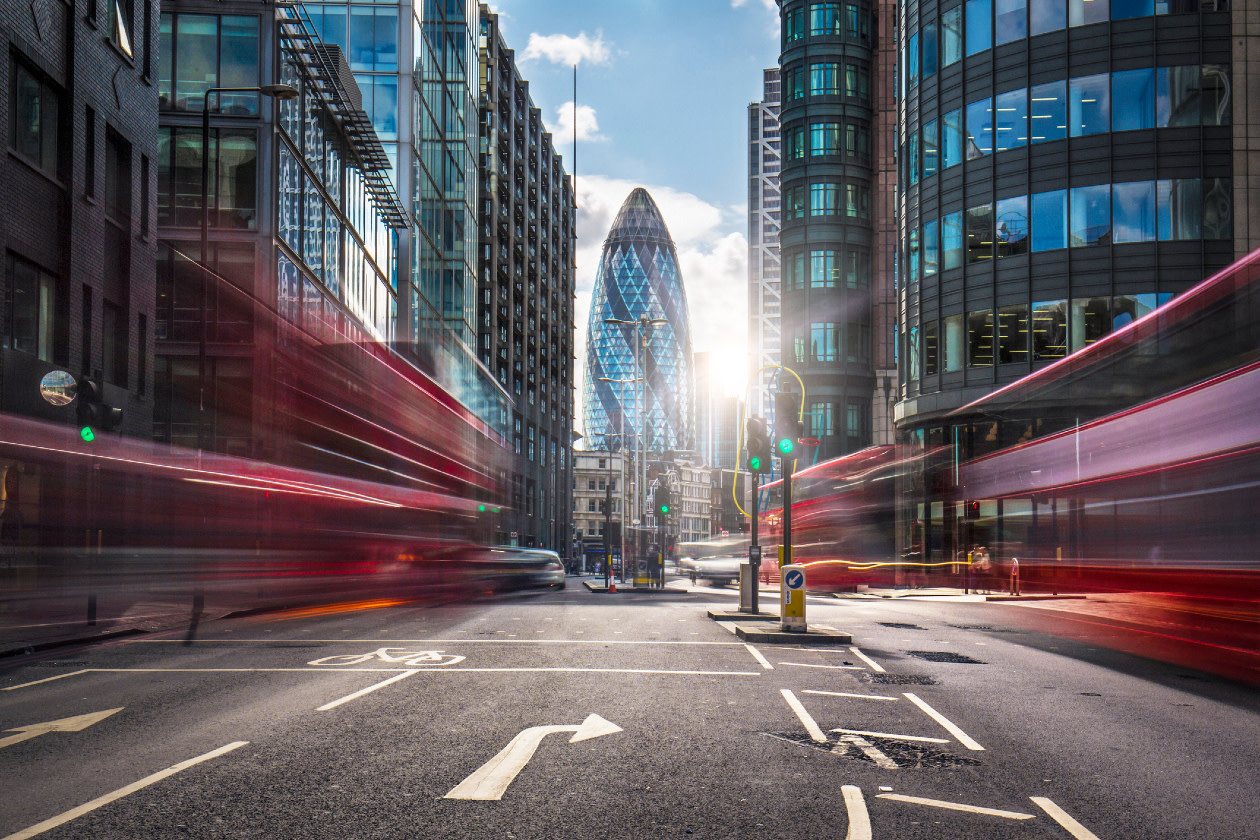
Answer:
[707,610,779,621]
[733,624,853,644]
[0,627,146,660]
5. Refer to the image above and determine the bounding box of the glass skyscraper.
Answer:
[584,188,694,455]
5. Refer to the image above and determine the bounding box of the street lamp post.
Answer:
[198,84,297,449]
[603,314,667,577]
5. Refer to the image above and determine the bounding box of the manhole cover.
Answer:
[878,622,926,630]
[860,673,937,685]
[763,733,981,769]
[905,651,987,664]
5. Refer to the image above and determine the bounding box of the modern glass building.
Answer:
[747,68,783,426]
[894,0,1244,439]
[584,188,694,456]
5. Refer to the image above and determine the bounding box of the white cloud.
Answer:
[521,31,612,67]
[731,0,780,37]
[547,102,605,149]
[572,176,749,437]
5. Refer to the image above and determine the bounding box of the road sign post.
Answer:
[781,564,806,632]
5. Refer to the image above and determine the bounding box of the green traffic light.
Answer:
[478,504,486,512]
[749,456,761,471]
[80,426,95,442]
[660,504,669,514]
[778,437,794,455]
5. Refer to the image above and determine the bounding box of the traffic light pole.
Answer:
[749,471,760,614]
[782,468,793,569]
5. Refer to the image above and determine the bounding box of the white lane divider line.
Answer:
[848,646,885,672]
[777,662,864,670]
[1030,796,1104,840]
[803,690,897,701]
[902,692,985,751]
[743,644,774,670]
[2,670,90,691]
[841,785,872,840]
[832,728,949,744]
[876,793,1035,820]
[780,689,828,743]
[317,670,418,711]
[0,740,248,840]
[836,734,898,769]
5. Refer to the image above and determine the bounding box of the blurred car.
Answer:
[681,555,742,587]
[484,547,566,590]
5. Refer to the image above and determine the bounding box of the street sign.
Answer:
[780,564,806,632]
[784,569,804,590]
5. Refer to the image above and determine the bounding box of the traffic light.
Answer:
[76,376,122,439]
[774,391,803,457]
[746,417,771,474]
[654,484,671,516]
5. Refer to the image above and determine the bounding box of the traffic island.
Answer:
[732,624,852,644]
[707,609,778,621]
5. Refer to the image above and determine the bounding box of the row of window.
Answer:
[802,398,871,439]
[159,14,260,115]
[783,62,872,103]
[906,178,1228,280]
[783,120,872,161]
[903,0,1226,94]
[905,65,1229,188]
[783,2,873,44]
[783,181,873,220]
[906,293,1171,379]
[790,321,873,366]
[782,248,872,291]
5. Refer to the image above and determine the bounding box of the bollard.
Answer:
[780,564,806,632]
[1010,558,1020,596]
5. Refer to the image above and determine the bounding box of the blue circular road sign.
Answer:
[785,570,804,590]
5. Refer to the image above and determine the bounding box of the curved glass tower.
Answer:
[584,188,694,454]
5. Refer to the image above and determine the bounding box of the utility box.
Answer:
[780,564,806,632]
[739,562,754,611]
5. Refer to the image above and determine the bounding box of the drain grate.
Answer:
[905,651,987,664]
[764,732,981,769]
[860,673,937,685]
[878,622,926,630]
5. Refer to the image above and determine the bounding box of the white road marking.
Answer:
[903,693,985,750]
[877,793,1035,820]
[1030,797,1104,839]
[743,644,773,670]
[2,671,90,691]
[445,714,622,801]
[848,647,885,672]
[778,662,864,670]
[841,785,872,840]
[803,690,897,701]
[832,728,949,744]
[74,667,762,677]
[135,638,744,646]
[0,708,123,750]
[317,670,418,711]
[780,689,828,743]
[837,734,898,769]
[0,741,248,840]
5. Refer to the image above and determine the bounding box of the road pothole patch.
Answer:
[860,673,937,685]
[905,650,987,664]
[764,732,983,769]
[878,622,927,630]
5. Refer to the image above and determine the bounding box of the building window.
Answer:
[966,204,994,262]
[966,97,993,157]
[923,219,939,276]
[1069,184,1110,246]
[846,400,868,441]
[1029,80,1067,142]
[810,182,841,215]
[1112,181,1157,243]
[784,6,805,43]
[942,6,963,66]
[809,62,841,96]
[5,254,62,363]
[109,0,135,59]
[942,108,963,168]
[922,119,938,178]
[1031,189,1068,251]
[1032,300,1068,360]
[942,211,964,269]
[943,313,964,372]
[157,128,258,229]
[807,402,834,437]
[996,195,1029,257]
[1069,0,1109,26]
[159,14,260,114]
[810,2,843,35]
[105,127,132,224]
[102,300,128,388]
[810,250,838,287]
[924,320,939,376]
[1069,73,1109,136]
[1032,0,1067,34]
[968,310,995,366]
[994,88,1027,151]
[966,0,992,55]
[810,322,839,362]
[10,57,61,178]
[997,304,1029,364]
[845,183,870,219]
[845,122,870,159]
[810,122,841,155]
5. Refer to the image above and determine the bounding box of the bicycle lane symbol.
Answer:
[308,648,466,667]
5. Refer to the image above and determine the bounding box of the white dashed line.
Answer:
[802,690,897,701]
[778,662,864,670]
[744,644,774,670]
[848,646,885,672]
[903,693,985,751]
[1030,797,1104,839]
[780,689,828,743]
[2,671,89,691]
[317,671,418,711]
[877,793,1035,820]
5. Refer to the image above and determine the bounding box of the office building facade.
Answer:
[747,68,782,426]
[477,7,576,550]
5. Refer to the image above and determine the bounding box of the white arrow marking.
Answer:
[0,708,123,750]
[445,714,622,801]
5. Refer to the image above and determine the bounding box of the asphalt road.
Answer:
[1,581,1256,839]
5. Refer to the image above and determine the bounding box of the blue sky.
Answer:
[485,0,781,406]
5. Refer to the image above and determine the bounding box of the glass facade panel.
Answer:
[966,97,993,157]
[966,203,994,262]
[944,314,964,372]
[909,32,920,89]
[1030,0,1067,34]
[1111,0,1153,18]
[1111,293,1157,331]
[994,88,1027,150]
[1031,300,1068,360]
[1070,184,1110,246]
[811,322,839,362]
[909,226,920,281]
[924,320,939,375]
[968,310,994,366]
[1031,189,1068,250]
[1201,65,1231,127]
[996,195,1029,257]
[810,249,838,287]
[923,118,939,178]
[810,182,841,215]
[1158,66,1201,127]
[810,62,841,95]
[1112,69,1155,131]
[1068,0,1109,26]
[942,210,964,269]
[996,0,1028,44]
[1203,177,1232,240]
[1069,297,1111,352]
[1029,80,1067,142]
[923,24,939,77]
[1069,73,1109,136]
[1112,180,1156,243]
[810,122,841,155]
[942,7,963,66]
[943,109,963,168]
[1157,178,1201,240]
[924,219,940,276]
[810,2,843,34]
[966,0,993,55]
[997,304,1029,364]
[908,133,920,185]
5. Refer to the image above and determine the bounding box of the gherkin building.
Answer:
[584,188,694,454]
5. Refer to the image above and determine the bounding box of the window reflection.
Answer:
[966,98,993,157]
[909,32,920,89]
[1111,293,1156,331]
[944,314,964,372]
[1068,0,1109,26]
[1069,297,1110,352]
[968,309,995,366]
[1112,68,1155,131]
[966,203,994,262]
[966,0,992,55]
[811,121,842,155]
[1069,73,1109,136]
[997,304,1029,363]
[1031,300,1068,360]
[943,108,963,168]
[1031,189,1068,251]
[1029,80,1067,141]
[924,320,939,375]
[942,6,963,66]
[908,133,920,185]
[1112,181,1156,243]
[923,119,939,177]
[923,24,939,77]
[996,0,1028,43]
[942,210,964,269]
[1030,0,1067,33]
[994,88,1027,150]
[909,227,921,281]
[1156,178,1201,240]
[996,195,1029,256]
[924,219,940,276]
[811,62,841,95]
[810,249,838,287]
[1111,0,1153,18]
[1070,184,1110,246]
